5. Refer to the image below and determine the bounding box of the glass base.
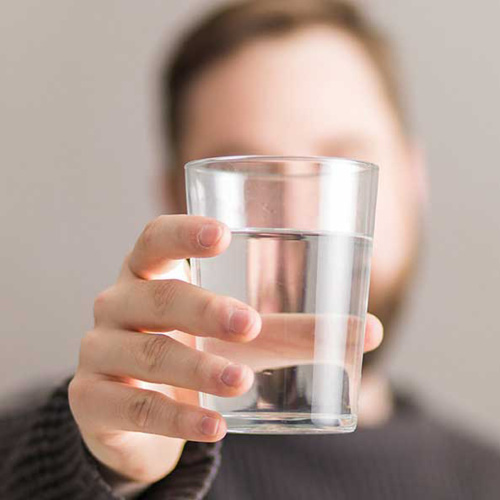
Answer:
[224,412,357,434]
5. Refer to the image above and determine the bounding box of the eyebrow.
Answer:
[197,134,377,161]
[199,144,273,159]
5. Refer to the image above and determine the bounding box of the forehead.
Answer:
[181,26,398,159]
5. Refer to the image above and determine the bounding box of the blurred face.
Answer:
[173,27,422,350]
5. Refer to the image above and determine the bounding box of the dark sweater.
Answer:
[1,380,500,499]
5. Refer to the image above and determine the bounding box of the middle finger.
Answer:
[85,329,254,397]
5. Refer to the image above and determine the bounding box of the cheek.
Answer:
[370,166,416,292]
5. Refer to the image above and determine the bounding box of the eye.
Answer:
[319,135,377,162]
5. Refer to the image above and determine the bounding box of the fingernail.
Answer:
[228,309,256,335]
[221,363,246,387]
[200,415,220,436]
[198,224,223,248]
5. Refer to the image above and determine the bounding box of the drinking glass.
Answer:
[185,155,378,434]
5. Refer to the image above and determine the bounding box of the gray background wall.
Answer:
[1,1,499,443]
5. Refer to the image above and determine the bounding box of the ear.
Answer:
[408,139,430,212]
[153,168,186,215]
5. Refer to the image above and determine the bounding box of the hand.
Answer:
[69,215,383,484]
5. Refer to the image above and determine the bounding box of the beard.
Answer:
[362,245,421,371]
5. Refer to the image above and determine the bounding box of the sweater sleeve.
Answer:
[0,379,222,500]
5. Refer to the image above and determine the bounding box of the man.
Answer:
[1,1,499,499]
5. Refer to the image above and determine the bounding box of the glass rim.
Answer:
[184,155,379,177]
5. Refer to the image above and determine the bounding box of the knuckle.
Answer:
[80,329,99,354]
[151,279,181,315]
[79,330,101,366]
[140,334,174,374]
[68,377,80,404]
[199,292,221,323]
[93,287,114,323]
[140,216,166,250]
[127,391,161,430]
[167,403,185,436]
[190,352,208,384]
[68,376,90,409]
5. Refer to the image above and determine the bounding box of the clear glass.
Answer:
[185,155,378,434]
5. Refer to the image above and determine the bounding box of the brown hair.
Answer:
[161,0,406,160]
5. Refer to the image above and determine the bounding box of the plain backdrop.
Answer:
[1,1,499,444]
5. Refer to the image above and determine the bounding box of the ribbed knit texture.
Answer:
[0,381,118,500]
[0,381,219,500]
[1,380,500,499]
[204,395,500,499]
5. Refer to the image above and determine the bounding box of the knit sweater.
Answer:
[1,380,500,499]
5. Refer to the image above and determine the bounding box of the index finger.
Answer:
[127,215,231,280]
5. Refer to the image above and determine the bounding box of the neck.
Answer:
[357,370,394,427]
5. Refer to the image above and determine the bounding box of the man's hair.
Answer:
[161,0,406,160]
